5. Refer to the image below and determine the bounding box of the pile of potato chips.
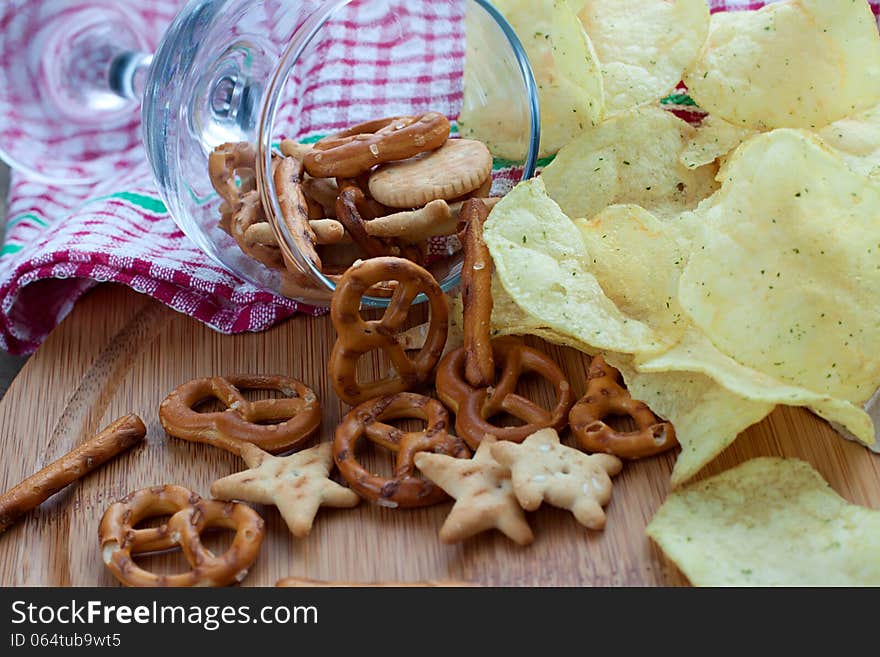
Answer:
[469,0,880,584]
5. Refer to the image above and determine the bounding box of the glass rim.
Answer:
[257,0,541,308]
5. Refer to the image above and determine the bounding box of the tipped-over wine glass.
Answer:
[0,0,540,305]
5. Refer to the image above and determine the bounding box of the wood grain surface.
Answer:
[0,283,878,587]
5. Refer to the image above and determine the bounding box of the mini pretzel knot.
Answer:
[98,485,265,587]
[569,356,677,460]
[329,257,449,406]
[436,337,574,449]
[159,375,321,455]
[334,393,469,508]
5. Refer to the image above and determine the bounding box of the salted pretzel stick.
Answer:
[0,415,146,534]
[277,577,477,588]
[245,219,346,247]
[460,199,495,388]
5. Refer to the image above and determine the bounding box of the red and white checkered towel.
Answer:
[0,0,877,355]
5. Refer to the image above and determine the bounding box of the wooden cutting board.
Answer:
[1,283,878,586]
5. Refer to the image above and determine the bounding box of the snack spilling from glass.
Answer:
[1,0,880,588]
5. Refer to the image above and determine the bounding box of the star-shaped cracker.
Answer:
[210,442,360,538]
[413,436,533,546]
[491,428,623,530]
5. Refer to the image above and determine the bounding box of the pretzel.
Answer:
[209,142,257,233]
[304,113,451,179]
[436,337,574,449]
[569,356,677,459]
[0,415,146,534]
[280,138,315,162]
[336,186,393,258]
[246,218,346,250]
[274,155,321,270]
[460,199,494,388]
[334,393,469,508]
[329,257,448,405]
[159,375,321,455]
[98,485,264,587]
[231,191,285,270]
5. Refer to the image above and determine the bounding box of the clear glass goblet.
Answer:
[0,0,540,305]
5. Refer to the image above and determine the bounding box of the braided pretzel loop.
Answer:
[329,257,448,406]
[460,199,494,388]
[334,393,469,507]
[436,337,574,449]
[569,356,677,459]
[159,375,321,455]
[304,112,451,179]
[98,485,265,587]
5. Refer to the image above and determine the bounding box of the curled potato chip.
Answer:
[647,458,880,586]
[460,0,604,158]
[636,328,875,449]
[570,0,709,116]
[484,178,665,355]
[678,130,880,410]
[683,0,880,131]
[541,106,718,221]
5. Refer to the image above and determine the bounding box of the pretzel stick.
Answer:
[280,139,315,161]
[277,577,477,588]
[0,415,146,534]
[461,199,495,387]
[246,219,346,247]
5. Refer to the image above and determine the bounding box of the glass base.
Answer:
[0,0,155,184]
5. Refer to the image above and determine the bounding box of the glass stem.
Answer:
[108,52,154,102]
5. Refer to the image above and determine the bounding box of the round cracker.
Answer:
[368,139,493,208]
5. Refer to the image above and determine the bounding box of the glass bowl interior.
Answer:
[144,0,539,308]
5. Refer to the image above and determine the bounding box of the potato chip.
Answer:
[460,0,605,158]
[569,0,709,116]
[636,328,875,447]
[485,177,780,485]
[541,106,718,221]
[484,177,667,355]
[647,458,880,586]
[683,0,880,130]
[679,115,754,170]
[818,104,880,179]
[678,130,880,409]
